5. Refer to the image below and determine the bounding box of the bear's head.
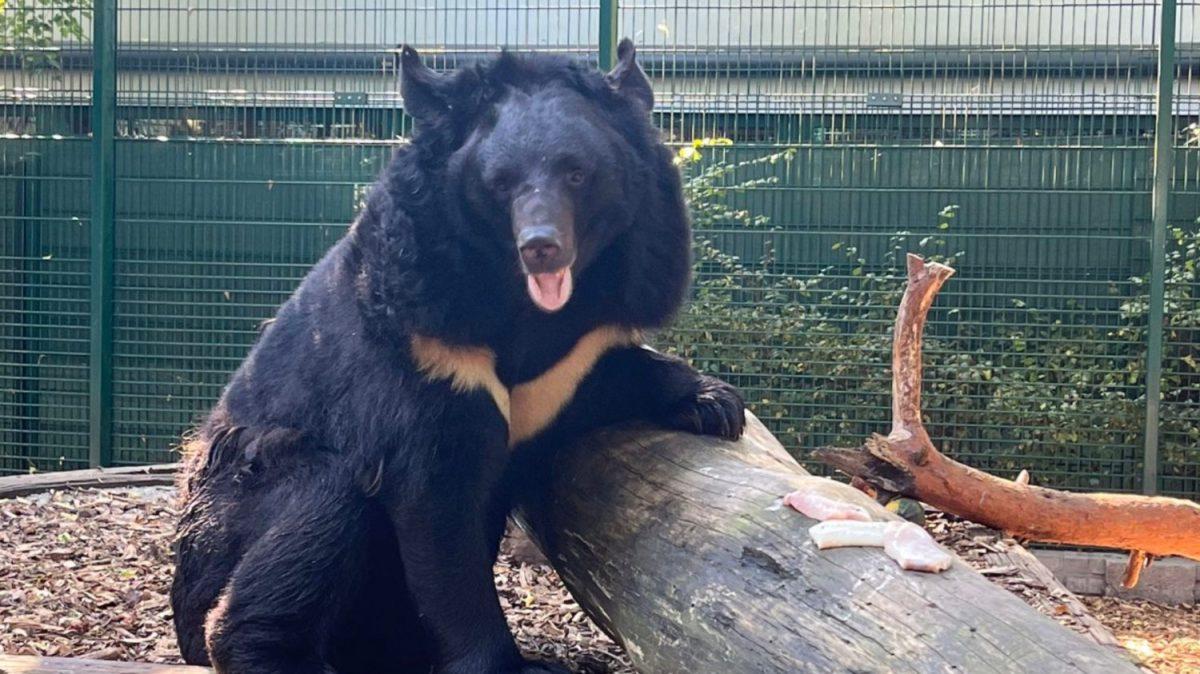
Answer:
[398,41,690,327]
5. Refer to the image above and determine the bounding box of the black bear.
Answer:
[171,40,745,674]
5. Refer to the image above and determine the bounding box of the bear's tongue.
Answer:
[526,268,573,313]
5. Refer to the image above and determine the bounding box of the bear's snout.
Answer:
[518,227,566,272]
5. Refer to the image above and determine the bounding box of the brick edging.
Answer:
[1034,550,1199,605]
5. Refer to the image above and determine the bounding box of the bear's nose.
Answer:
[518,227,565,271]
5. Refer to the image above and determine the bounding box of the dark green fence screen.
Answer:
[1,1,1198,499]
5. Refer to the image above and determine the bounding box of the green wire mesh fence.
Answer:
[1,1,94,473]
[0,1,1197,499]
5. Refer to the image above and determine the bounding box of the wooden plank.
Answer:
[0,464,178,499]
[0,655,209,674]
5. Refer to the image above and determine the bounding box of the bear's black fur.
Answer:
[172,40,744,674]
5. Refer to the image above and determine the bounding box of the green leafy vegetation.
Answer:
[0,0,92,69]
[662,147,1199,493]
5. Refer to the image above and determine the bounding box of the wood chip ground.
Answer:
[0,487,632,673]
[1081,596,1200,674]
[1,488,1195,672]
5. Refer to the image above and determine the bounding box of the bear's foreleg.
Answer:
[550,345,746,441]
[379,400,570,674]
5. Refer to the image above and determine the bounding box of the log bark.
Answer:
[516,414,1140,674]
[934,517,1135,662]
[815,255,1200,563]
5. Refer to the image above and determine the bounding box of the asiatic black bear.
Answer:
[171,40,745,674]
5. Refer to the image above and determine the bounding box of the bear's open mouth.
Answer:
[526,268,573,312]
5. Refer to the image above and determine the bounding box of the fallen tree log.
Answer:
[815,255,1200,567]
[516,414,1140,673]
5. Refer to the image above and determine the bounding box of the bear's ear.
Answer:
[400,45,450,122]
[604,38,653,111]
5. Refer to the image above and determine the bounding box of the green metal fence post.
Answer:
[598,0,618,70]
[89,0,117,468]
[1144,0,1177,496]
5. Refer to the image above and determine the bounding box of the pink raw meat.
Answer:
[783,490,871,522]
[882,521,953,573]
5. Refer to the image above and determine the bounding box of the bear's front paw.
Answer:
[665,375,745,440]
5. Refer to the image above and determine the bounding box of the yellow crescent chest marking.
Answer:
[410,326,639,448]
[410,335,511,424]
[508,325,638,447]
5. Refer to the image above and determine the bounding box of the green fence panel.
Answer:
[0,137,92,473]
[111,140,390,464]
[1159,0,1200,494]
[0,0,94,474]
[628,0,1170,494]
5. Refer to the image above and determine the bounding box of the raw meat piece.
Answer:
[882,521,953,573]
[808,520,888,549]
[806,521,953,574]
[783,490,871,522]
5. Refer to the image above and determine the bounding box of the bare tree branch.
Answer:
[817,254,1200,567]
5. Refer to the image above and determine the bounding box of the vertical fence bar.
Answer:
[1144,0,1177,495]
[598,0,618,70]
[89,0,117,467]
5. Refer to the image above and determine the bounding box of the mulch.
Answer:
[1082,596,1200,674]
[0,487,178,662]
[1,486,1195,673]
[0,487,633,673]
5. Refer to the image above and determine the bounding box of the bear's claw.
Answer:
[667,376,745,440]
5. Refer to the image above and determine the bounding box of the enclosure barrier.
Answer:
[1,0,1198,498]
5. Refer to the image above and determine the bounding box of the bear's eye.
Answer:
[490,174,514,194]
[566,169,586,187]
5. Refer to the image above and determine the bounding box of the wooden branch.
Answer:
[888,254,955,463]
[0,654,208,673]
[517,413,1140,673]
[0,464,177,499]
[816,254,1200,563]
